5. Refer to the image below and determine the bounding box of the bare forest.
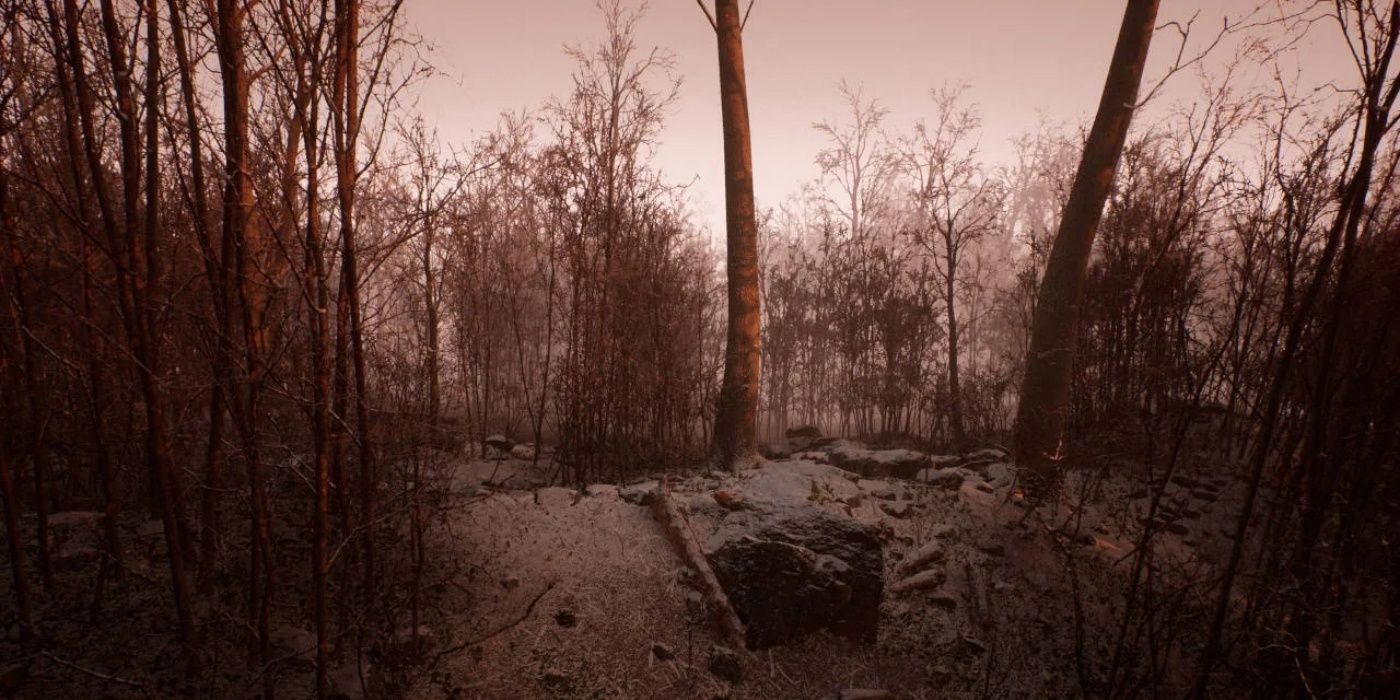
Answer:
[0,0,1398,697]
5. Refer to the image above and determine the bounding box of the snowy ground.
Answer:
[408,443,1245,699]
[0,440,1248,698]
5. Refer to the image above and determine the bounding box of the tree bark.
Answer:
[1013,0,1160,500]
[710,0,762,471]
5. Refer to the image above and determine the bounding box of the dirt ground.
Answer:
[0,445,1249,699]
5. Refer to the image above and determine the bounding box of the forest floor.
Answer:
[0,433,1249,699]
[409,438,1243,699]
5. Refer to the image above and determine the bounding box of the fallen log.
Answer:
[647,479,748,650]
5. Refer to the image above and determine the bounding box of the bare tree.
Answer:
[901,86,1005,447]
[1014,0,1162,500]
[701,0,763,470]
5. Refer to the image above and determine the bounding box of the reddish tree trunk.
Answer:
[1014,0,1160,499]
[710,0,762,471]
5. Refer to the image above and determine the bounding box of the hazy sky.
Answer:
[402,1,1354,236]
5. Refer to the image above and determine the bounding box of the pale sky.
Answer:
[402,1,1355,236]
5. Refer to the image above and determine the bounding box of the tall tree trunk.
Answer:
[1013,0,1160,500]
[946,239,965,447]
[709,0,762,471]
[282,2,334,690]
[135,0,199,675]
[212,0,273,686]
[332,0,375,608]
[42,0,124,578]
[166,0,226,597]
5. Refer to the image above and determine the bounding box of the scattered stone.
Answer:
[985,462,1013,486]
[858,479,898,500]
[652,642,675,661]
[684,590,706,620]
[828,446,930,479]
[484,434,514,453]
[759,441,793,459]
[786,425,822,452]
[917,467,964,489]
[966,447,1009,461]
[928,589,959,609]
[509,443,537,460]
[554,609,577,628]
[958,456,1000,474]
[889,566,946,595]
[899,539,946,574]
[708,645,743,684]
[714,489,745,510]
[961,635,988,654]
[880,501,912,519]
[620,481,658,505]
[978,541,1005,556]
[500,574,520,590]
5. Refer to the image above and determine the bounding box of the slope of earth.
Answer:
[411,441,1237,699]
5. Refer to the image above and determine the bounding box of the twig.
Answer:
[431,579,558,667]
[39,652,155,699]
[694,0,717,31]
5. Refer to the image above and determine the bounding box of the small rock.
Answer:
[978,541,1005,556]
[684,590,706,619]
[510,443,537,460]
[928,589,958,609]
[708,645,743,684]
[880,501,912,519]
[890,566,946,595]
[554,609,576,628]
[917,467,964,488]
[620,481,658,505]
[714,490,744,510]
[985,462,1012,485]
[501,574,520,590]
[541,668,571,691]
[484,434,514,452]
[858,479,898,500]
[759,441,793,459]
[899,539,946,574]
[652,642,675,661]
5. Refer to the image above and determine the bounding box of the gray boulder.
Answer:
[705,501,883,648]
[484,434,514,453]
